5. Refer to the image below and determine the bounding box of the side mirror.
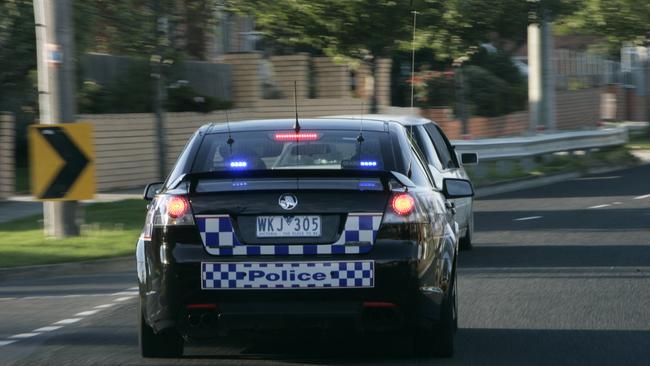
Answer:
[143,182,164,201]
[460,152,479,165]
[442,178,474,199]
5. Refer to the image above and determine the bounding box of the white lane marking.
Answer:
[10,333,40,339]
[128,286,138,290]
[514,216,543,221]
[574,175,621,181]
[113,296,135,302]
[75,310,100,317]
[0,286,137,347]
[111,291,138,296]
[53,318,82,325]
[612,202,623,205]
[33,326,63,332]
[588,204,611,209]
[634,194,650,200]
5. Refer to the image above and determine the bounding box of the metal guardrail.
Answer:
[452,128,629,161]
[602,121,649,135]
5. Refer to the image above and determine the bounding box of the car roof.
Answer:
[203,118,393,134]
[321,114,436,127]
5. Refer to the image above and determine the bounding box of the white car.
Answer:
[329,115,478,250]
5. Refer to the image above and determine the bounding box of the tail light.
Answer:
[151,195,195,227]
[167,196,189,218]
[390,193,415,216]
[380,191,428,225]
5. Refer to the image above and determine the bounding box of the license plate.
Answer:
[256,215,321,238]
[201,261,374,289]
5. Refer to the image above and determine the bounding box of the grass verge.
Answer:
[0,199,147,268]
[627,134,650,150]
[467,146,640,187]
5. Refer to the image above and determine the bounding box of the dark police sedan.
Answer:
[136,117,474,358]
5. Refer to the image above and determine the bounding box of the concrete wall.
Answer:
[223,53,391,108]
[0,113,15,199]
[270,54,310,99]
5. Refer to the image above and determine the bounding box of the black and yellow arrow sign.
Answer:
[29,123,95,201]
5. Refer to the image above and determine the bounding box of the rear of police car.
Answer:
[136,119,459,358]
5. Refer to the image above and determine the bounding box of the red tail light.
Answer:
[274,132,319,141]
[167,196,189,218]
[390,193,415,216]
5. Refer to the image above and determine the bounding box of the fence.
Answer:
[84,97,388,191]
[0,113,15,199]
[421,83,644,140]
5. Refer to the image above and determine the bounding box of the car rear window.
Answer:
[191,130,397,173]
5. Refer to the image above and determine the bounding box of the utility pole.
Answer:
[33,0,79,237]
[152,0,168,181]
[528,9,556,133]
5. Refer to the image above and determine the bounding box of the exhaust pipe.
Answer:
[201,312,216,327]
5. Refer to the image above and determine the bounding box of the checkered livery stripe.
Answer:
[201,261,374,289]
[196,213,382,256]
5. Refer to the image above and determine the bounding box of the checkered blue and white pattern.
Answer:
[195,213,382,256]
[201,261,374,289]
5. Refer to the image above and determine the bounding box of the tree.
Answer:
[558,0,650,54]
[228,0,442,112]
[0,0,37,114]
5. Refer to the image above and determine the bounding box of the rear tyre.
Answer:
[414,270,457,358]
[139,304,184,358]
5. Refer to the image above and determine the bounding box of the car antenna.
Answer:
[405,9,419,180]
[293,81,301,167]
[356,102,365,168]
[223,106,236,166]
[293,80,301,133]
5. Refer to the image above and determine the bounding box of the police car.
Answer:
[136,117,474,358]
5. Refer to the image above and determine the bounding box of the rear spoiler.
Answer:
[171,169,416,192]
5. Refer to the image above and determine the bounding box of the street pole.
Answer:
[33,0,79,237]
[527,10,556,133]
[153,0,168,181]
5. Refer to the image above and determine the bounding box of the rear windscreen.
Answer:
[191,130,396,173]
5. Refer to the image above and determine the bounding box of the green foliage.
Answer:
[0,0,37,113]
[462,65,512,117]
[558,0,650,55]
[417,49,527,117]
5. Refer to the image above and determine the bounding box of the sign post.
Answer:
[33,0,81,237]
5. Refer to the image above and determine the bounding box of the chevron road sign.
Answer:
[29,123,95,201]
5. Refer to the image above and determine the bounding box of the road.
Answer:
[1,164,649,365]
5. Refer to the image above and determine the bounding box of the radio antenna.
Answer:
[410,10,418,109]
[293,80,301,133]
[357,102,365,143]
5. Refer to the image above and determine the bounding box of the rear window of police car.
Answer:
[191,130,397,172]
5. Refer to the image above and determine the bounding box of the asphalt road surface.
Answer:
[1,165,649,365]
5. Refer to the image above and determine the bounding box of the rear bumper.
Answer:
[137,237,448,335]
